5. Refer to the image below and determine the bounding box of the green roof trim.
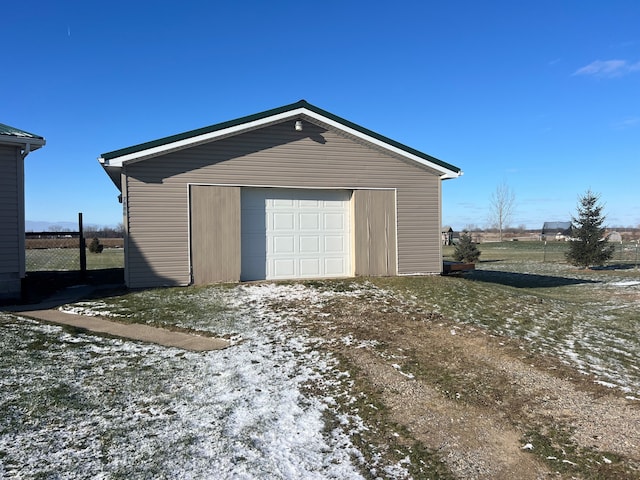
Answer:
[299,101,461,174]
[100,100,460,174]
[0,122,45,140]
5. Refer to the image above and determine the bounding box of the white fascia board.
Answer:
[100,108,309,167]
[301,111,461,179]
[99,107,461,178]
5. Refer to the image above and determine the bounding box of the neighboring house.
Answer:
[442,226,454,245]
[541,221,573,241]
[99,100,462,288]
[0,123,45,301]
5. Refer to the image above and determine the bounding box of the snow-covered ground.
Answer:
[465,261,640,400]
[0,283,410,479]
[2,273,639,478]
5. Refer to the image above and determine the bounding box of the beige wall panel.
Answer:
[124,121,443,287]
[190,185,240,284]
[354,190,397,276]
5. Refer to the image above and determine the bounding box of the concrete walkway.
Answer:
[4,285,229,352]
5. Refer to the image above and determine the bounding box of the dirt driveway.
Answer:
[12,276,638,479]
[264,283,640,479]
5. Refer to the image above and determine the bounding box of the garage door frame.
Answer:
[188,184,399,284]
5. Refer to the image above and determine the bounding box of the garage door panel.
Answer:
[299,213,320,230]
[299,236,320,253]
[273,259,295,277]
[241,188,351,280]
[324,213,345,230]
[274,236,295,253]
[322,199,345,208]
[273,213,294,230]
[273,198,294,207]
[300,259,320,276]
[299,199,320,207]
[325,236,345,253]
[325,258,346,275]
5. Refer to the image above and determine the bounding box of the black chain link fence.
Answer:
[25,232,84,272]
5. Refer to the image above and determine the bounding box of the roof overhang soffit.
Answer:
[98,107,461,179]
[0,134,45,151]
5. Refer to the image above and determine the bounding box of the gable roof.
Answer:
[99,100,462,184]
[0,122,46,152]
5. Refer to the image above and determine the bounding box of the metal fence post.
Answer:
[79,212,87,278]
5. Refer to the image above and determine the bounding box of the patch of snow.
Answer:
[391,363,415,379]
[594,380,618,389]
[3,282,413,479]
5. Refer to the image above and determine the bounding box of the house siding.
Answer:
[0,145,22,299]
[123,120,443,288]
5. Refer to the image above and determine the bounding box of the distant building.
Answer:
[607,231,622,243]
[541,221,573,241]
[442,226,454,245]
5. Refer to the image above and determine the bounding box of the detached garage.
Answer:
[99,100,462,288]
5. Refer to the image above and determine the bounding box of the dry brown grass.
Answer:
[283,286,640,479]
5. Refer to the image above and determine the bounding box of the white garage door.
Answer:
[241,188,352,281]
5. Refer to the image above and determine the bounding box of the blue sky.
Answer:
[3,0,639,230]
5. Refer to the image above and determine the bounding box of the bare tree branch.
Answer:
[488,182,516,241]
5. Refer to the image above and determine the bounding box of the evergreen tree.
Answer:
[453,232,481,263]
[88,237,104,254]
[565,190,614,268]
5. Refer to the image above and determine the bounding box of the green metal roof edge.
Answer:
[100,100,308,160]
[300,101,461,174]
[0,122,45,140]
[100,100,461,174]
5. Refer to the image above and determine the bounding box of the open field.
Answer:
[26,247,124,272]
[2,242,639,478]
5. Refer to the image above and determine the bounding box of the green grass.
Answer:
[445,240,640,266]
[70,284,237,336]
[26,247,124,271]
[85,248,124,270]
[379,241,640,396]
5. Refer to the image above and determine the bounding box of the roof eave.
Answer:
[0,134,46,150]
[99,100,462,178]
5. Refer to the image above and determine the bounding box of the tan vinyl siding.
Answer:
[0,145,22,298]
[124,120,443,287]
[353,190,397,276]
[190,185,241,284]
